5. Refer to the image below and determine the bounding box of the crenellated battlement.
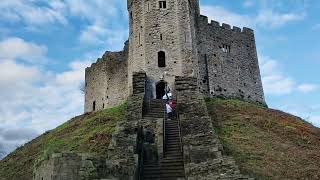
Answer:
[199,15,254,36]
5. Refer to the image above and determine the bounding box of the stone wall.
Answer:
[196,15,265,105]
[127,0,200,99]
[85,42,129,112]
[175,76,253,179]
[33,153,107,180]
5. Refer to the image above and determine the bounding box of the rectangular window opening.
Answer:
[222,44,231,53]
[159,1,167,9]
[160,34,163,40]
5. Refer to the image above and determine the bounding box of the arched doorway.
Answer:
[156,81,167,99]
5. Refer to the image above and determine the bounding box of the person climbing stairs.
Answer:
[142,99,185,180]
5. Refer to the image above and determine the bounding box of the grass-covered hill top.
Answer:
[0,103,127,180]
[206,99,320,180]
[1,99,320,180]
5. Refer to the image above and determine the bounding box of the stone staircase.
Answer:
[143,99,165,119]
[142,99,185,180]
[161,118,185,179]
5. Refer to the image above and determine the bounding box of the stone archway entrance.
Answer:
[156,81,167,99]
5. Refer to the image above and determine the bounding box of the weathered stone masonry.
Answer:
[84,42,128,112]
[85,0,266,112]
[197,16,264,103]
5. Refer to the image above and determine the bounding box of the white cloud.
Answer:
[56,60,91,86]
[297,84,318,93]
[0,0,67,26]
[200,4,305,29]
[0,60,41,84]
[79,21,108,44]
[259,55,295,95]
[243,0,254,8]
[201,5,252,28]
[69,0,128,49]
[259,55,318,95]
[0,37,47,63]
[0,37,94,158]
[255,10,305,28]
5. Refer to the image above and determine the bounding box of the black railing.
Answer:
[163,101,167,157]
[176,111,183,154]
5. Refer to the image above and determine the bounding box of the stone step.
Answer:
[164,153,183,158]
[144,166,160,170]
[165,148,182,152]
[165,147,181,151]
[165,129,179,132]
[166,138,180,141]
[146,112,164,115]
[165,146,181,149]
[163,155,183,160]
[160,165,184,171]
[165,143,181,147]
[165,125,178,128]
[160,171,185,178]
[166,120,178,123]
[165,143,181,146]
[165,139,180,143]
[166,133,179,136]
[161,157,184,162]
[144,115,163,118]
[166,126,178,128]
[165,124,178,126]
[148,109,165,114]
[166,139,180,143]
[143,174,160,179]
[160,161,184,166]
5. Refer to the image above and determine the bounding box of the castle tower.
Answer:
[127,0,200,99]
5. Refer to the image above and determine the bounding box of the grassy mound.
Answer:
[0,103,126,180]
[206,99,320,180]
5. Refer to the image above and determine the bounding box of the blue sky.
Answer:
[0,0,319,158]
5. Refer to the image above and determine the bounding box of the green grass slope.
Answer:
[0,103,126,180]
[206,99,320,180]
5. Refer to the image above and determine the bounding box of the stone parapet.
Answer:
[175,76,253,179]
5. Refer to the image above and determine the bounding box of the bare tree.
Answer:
[79,82,85,94]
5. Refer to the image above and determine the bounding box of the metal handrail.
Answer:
[177,111,183,154]
[163,100,166,158]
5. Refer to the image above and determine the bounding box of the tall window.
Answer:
[159,1,167,9]
[222,44,231,53]
[158,51,166,67]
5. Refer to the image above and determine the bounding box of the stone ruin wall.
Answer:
[84,43,129,113]
[196,15,266,105]
[175,77,253,179]
[33,153,107,180]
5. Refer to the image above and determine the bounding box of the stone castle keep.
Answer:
[85,0,265,112]
[35,1,266,179]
